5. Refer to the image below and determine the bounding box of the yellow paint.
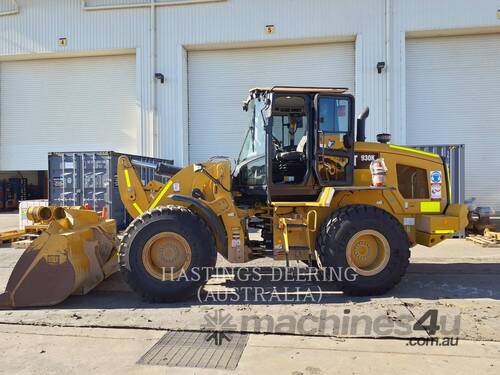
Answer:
[149,180,173,209]
[279,218,290,254]
[446,164,452,202]
[389,145,440,158]
[117,156,151,217]
[132,203,143,215]
[3,207,118,308]
[124,169,131,188]
[420,201,441,213]
[273,187,335,207]
[434,229,455,234]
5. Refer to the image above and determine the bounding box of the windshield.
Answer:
[238,97,267,163]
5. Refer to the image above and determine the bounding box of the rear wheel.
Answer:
[317,205,410,296]
[119,206,217,302]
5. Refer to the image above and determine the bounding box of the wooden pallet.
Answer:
[0,229,27,244]
[25,224,49,235]
[466,234,500,247]
[484,229,500,241]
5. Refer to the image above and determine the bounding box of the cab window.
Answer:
[319,97,349,133]
[315,95,353,186]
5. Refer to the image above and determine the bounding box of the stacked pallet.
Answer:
[466,229,500,248]
[0,229,27,244]
[0,229,39,249]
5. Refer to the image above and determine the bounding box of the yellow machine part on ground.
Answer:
[0,208,118,309]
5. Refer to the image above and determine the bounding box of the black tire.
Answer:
[317,205,410,296]
[119,205,217,302]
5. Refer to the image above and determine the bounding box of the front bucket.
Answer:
[0,208,118,309]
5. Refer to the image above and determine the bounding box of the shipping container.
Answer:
[3,178,28,210]
[48,152,173,229]
[0,180,4,210]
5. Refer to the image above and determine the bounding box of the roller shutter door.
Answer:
[0,54,139,170]
[188,42,355,163]
[406,34,500,210]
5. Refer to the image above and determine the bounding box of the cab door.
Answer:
[314,94,355,186]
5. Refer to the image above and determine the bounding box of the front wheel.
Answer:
[317,205,410,296]
[119,206,217,302]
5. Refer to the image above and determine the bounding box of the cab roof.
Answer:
[250,86,349,95]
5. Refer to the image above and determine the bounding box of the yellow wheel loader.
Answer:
[116,87,468,302]
[0,86,468,308]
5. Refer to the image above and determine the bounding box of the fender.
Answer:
[169,194,228,258]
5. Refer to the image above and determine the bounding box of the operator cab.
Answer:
[232,87,356,203]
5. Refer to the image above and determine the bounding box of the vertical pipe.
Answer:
[400,32,406,144]
[93,153,96,212]
[150,0,158,158]
[73,153,77,206]
[61,155,66,206]
[385,0,392,134]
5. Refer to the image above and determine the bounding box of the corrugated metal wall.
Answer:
[0,0,153,155]
[0,0,499,168]
[0,0,18,14]
[155,0,387,164]
[391,0,500,144]
[0,0,388,166]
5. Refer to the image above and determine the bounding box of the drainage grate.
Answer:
[138,331,249,370]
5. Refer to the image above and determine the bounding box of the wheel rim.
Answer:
[346,229,390,276]
[142,232,192,280]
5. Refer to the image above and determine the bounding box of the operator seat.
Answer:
[273,135,308,184]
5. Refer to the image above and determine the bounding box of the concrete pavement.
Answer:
[0,324,498,375]
[0,212,19,232]
[1,239,499,342]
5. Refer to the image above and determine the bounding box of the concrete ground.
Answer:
[1,240,498,341]
[0,211,19,232]
[0,324,498,375]
[1,213,500,373]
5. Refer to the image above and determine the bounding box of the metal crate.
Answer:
[48,151,173,229]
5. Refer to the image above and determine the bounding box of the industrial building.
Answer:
[0,0,499,210]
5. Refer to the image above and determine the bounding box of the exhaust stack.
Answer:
[356,107,370,142]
